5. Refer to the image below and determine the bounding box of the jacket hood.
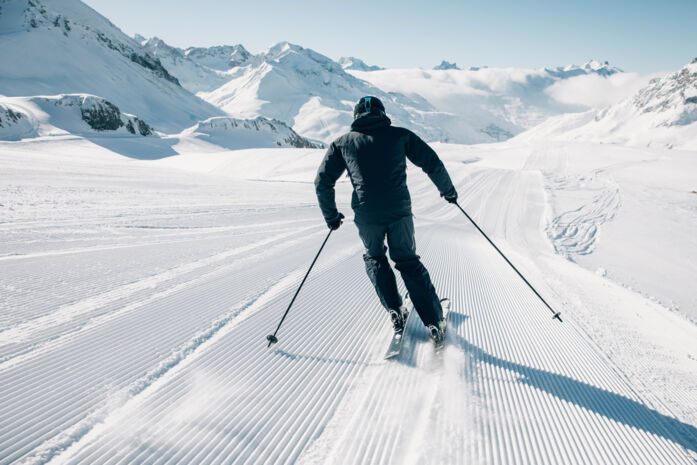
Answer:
[350,112,392,132]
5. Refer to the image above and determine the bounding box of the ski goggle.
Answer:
[364,97,372,113]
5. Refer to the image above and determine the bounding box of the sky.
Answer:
[83,0,697,73]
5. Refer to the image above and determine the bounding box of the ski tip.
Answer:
[553,312,563,322]
[439,298,451,313]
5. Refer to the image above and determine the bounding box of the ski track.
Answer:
[2,223,694,464]
[0,223,321,362]
[544,170,622,257]
[3,146,697,464]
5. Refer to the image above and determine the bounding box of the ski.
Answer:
[384,295,413,359]
[433,298,451,351]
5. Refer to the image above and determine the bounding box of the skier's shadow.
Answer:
[448,311,697,455]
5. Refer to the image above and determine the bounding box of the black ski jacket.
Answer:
[315,112,456,225]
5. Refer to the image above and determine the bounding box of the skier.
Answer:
[314,96,458,344]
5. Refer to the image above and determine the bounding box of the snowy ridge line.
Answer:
[0,224,319,350]
[0,225,327,372]
[46,241,368,465]
[0,217,317,261]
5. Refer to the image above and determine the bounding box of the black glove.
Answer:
[327,212,345,230]
[443,192,458,204]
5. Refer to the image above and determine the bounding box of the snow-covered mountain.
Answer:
[0,0,223,132]
[0,102,33,140]
[434,60,460,70]
[184,44,253,70]
[138,36,254,93]
[517,58,697,149]
[194,41,461,143]
[545,60,622,78]
[337,56,383,71]
[179,116,323,150]
[0,94,153,140]
[0,0,659,149]
[135,36,231,94]
[137,34,635,145]
[349,60,632,143]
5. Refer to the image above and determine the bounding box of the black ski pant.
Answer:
[355,215,443,327]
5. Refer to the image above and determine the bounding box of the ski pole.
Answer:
[453,201,563,322]
[266,228,334,347]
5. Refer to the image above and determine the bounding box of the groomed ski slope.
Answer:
[1,138,696,464]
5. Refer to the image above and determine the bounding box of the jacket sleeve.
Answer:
[405,130,456,198]
[314,142,347,224]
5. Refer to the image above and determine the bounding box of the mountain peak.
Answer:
[263,41,306,61]
[182,43,252,70]
[434,60,460,70]
[582,59,623,75]
[545,60,622,78]
[338,57,383,71]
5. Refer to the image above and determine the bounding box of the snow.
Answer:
[140,34,639,145]
[1,134,696,464]
[0,94,320,152]
[2,1,697,463]
[433,60,460,70]
[349,63,653,141]
[0,0,223,133]
[177,116,324,150]
[337,56,383,72]
[0,94,153,139]
[518,59,697,149]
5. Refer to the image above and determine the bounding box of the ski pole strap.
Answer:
[454,202,562,322]
[267,228,334,347]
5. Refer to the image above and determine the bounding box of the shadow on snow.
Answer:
[447,311,697,456]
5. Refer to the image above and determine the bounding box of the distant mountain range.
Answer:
[140,35,630,144]
[0,0,319,148]
[1,0,693,149]
[516,58,697,149]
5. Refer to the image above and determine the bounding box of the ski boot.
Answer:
[389,305,408,332]
[428,319,447,347]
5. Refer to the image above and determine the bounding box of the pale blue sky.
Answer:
[84,0,696,73]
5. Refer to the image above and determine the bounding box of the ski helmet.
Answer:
[353,96,385,120]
